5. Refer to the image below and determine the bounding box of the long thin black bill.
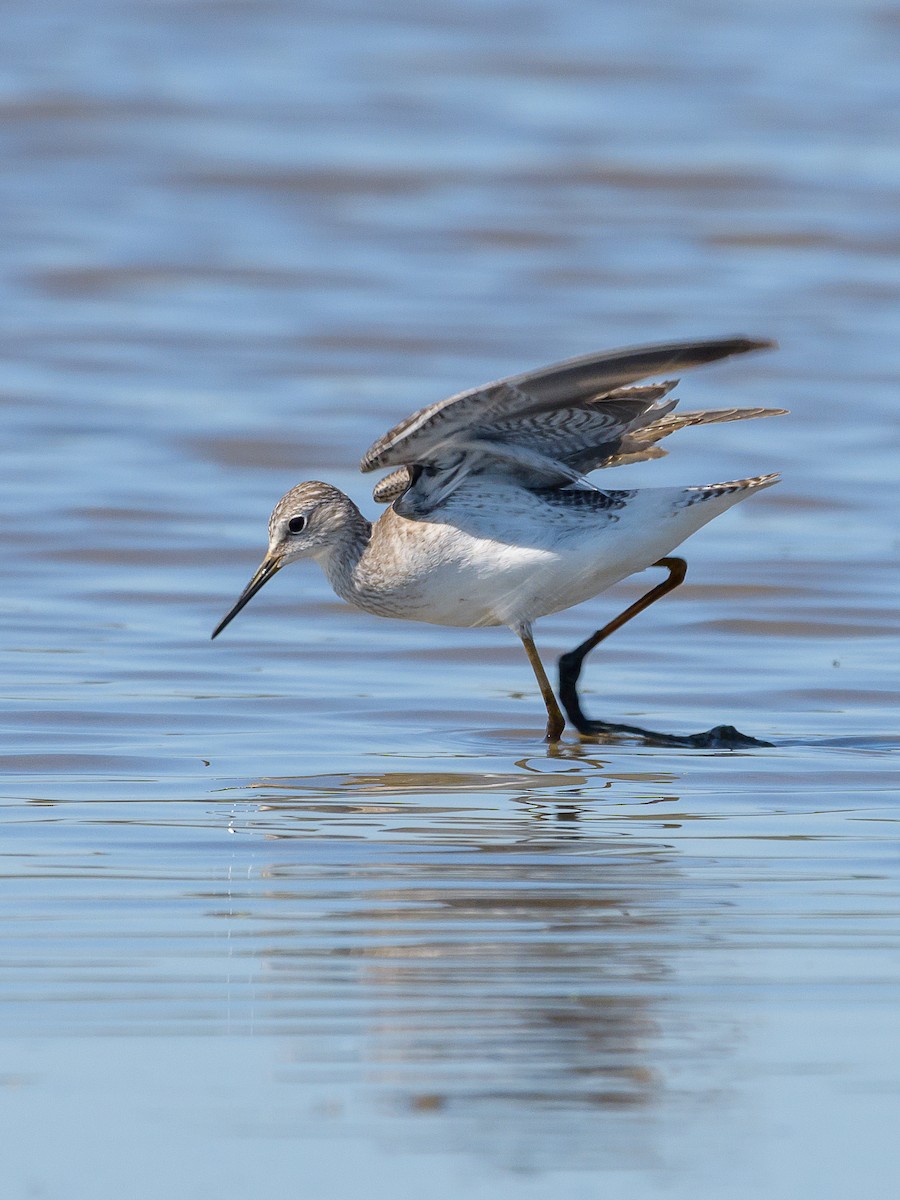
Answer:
[211,557,282,639]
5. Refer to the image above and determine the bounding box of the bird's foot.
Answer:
[543,717,566,743]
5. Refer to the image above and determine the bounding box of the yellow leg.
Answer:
[554,557,772,747]
[558,558,686,733]
[517,625,566,742]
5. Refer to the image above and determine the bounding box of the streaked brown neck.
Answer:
[316,496,372,603]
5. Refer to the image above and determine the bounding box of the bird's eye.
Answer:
[288,515,306,534]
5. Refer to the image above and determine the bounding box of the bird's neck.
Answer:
[316,496,373,604]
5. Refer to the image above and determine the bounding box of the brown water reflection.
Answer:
[218,769,693,1121]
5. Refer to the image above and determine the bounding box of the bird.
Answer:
[212,336,784,743]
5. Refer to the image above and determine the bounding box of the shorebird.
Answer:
[212,337,784,744]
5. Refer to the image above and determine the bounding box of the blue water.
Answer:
[1,1,899,1197]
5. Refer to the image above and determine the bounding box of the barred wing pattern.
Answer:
[361,337,780,510]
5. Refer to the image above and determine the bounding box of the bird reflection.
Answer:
[219,765,731,1169]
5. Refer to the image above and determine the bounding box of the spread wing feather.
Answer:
[361,336,779,509]
[602,405,786,469]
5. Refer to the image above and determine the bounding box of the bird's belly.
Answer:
[367,541,629,629]
[353,483,745,629]
[403,551,555,627]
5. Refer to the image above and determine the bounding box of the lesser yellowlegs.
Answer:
[212,337,784,744]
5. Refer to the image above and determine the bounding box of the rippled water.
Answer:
[2,1,899,1197]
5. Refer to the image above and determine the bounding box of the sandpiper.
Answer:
[212,337,784,743]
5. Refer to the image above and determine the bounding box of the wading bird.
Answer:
[213,337,783,745]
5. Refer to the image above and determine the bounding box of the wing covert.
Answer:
[362,336,777,508]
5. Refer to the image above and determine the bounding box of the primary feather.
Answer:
[365,336,781,507]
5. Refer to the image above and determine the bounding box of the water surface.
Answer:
[1,1,899,1197]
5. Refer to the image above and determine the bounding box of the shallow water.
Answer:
[1,0,899,1196]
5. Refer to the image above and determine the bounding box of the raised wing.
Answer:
[361,336,779,509]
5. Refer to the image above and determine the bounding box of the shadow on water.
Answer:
[566,718,774,748]
[558,725,899,752]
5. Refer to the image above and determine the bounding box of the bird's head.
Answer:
[211,481,360,638]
